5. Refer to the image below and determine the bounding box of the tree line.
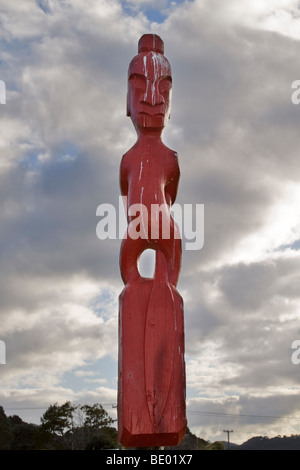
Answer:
[0,402,225,450]
[0,402,118,450]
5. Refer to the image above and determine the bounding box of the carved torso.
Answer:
[120,140,180,218]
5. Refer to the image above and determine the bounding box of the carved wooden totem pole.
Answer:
[118,34,187,448]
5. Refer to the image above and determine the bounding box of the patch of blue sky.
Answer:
[90,288,118,321]
[60,356,118,398]
[290,239,300,250]
[36,0,51,14]
[19,141,79,171]
[143,7,168,24]
[0,39,32,91]
[277,239,300,252]
[20,151,41,171]
[0,39,10,66]
[55,141,80,162]
[121,0,193,24]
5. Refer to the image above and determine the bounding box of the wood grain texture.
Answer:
[118,34,186,448]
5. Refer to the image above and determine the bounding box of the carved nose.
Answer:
[142,80,164,106]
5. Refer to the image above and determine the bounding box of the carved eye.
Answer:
[159,77,172,94]
[129,74,146,90]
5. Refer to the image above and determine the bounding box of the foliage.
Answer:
[39,401,115,449]
[80,404,114,450]
[85,426,118,450]
[205,441,225,450]
[166,427,224,450]
[80,403,113,429]
[0,406,13,450]
[236,435,300,450]
[6,403,300,450]
[0,402,117,450]
[8,415,39,450]
[41,401,76,437]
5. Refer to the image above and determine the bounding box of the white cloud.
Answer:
[189,0,300,39]
[229,0,300,39]
[1,0,300,445]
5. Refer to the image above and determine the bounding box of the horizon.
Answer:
[1,0,300,446]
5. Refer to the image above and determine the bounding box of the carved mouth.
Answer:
[139,111,165,117]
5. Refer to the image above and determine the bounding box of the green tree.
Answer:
[0,406,13,450]
[40,401,76,449]
[81,403,113,429]
[85,426,118,450]
[39,402,114,449]
[80,403,114,448]
[9,415,39,450]
[205,441,225,450]
[41,401,76,436]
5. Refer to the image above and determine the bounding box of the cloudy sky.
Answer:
[1,0,300,445]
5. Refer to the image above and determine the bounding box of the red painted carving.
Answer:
[118,34,187,448]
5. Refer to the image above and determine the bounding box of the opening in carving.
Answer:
[138,249,156,278]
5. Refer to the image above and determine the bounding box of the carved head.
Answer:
[127,34,172,130]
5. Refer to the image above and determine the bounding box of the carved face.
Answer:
[127,51,172,130]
